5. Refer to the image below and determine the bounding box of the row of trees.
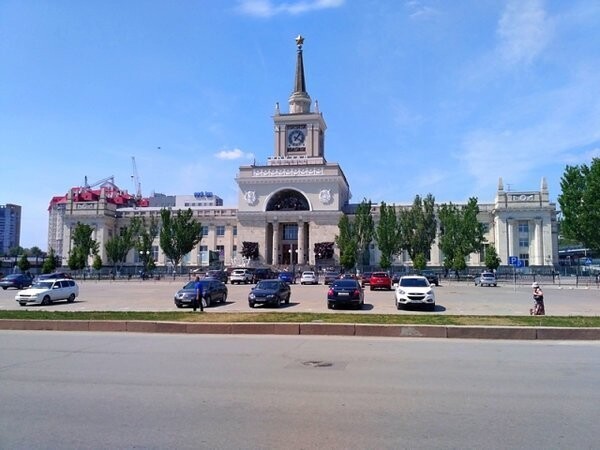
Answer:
[335,194,501,272]
[67,208,203,274]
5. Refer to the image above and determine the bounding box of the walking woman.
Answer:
[530,282,545,315]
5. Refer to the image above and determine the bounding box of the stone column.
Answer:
[507,219,515,258]
[298,220,305,265]
[535,219,543,265]
[272,221,280,266]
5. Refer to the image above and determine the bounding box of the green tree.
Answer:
[92,254,103,271]
[438,198,484,273]
[8,246,24,257]
[558,159,600,252]
[159,208,203,272]
[412,253,427,271]
[354,199,374,267]
[42,248,58,274]
[375,202,400,270]
[29,246,45,265]
[484,244,502,271]
[335,215,357,270]
[105,224,137,274]
[134,216,159,273]
[70,222,100,271]
[398,194,437,267]
[18,254,31,272]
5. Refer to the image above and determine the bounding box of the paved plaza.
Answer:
[1,277,598,316]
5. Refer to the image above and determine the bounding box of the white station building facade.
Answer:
[47,36,558,272]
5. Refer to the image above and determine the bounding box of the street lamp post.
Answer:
[288,244,298,283]
[139,250,150,279]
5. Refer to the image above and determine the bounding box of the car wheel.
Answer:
[285,294,290,305]
[221,293,227,303]
[249,301,255,308]
[2,287,6,290]
[41,295,51,306]
[19,302,26,307]
[370,286,374,291]
[205,296,211,308]
[396,302,402,310]
[429,303,436,312]
[175,303,183,308]
[275,297,281,308]
[67,293,75,303]
[327,302,334,309]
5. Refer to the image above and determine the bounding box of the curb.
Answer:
[0,320,599,340]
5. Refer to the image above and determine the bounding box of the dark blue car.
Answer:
[248,280,291,308]
[278,271,295,284]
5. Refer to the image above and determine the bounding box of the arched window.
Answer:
[266,189,309,211]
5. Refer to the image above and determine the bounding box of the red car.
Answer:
[369,272,392,291]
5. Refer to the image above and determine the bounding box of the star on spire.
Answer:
[295,35,304,48]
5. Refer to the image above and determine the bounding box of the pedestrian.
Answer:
[530,282,545,316]
[193,276,204,312]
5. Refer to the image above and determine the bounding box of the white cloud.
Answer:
[215,148,255,160]
[236,0,344,18]
[497,0,552,65]
[404,1,439,20]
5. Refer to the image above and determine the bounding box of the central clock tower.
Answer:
[273,35,327,161]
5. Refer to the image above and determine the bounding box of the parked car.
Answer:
[253,267,277,282]
[395,275,435,311]
[391,272,403,285]
[205,269,228,284]
[327,279,364,310]
[34,272,72,282]
[475,272,497,287]
[300,270,318,285]
[419,270,439,286]
[278,271,296,284]
[15,278,79,306]
[1,273,33,290]
[229,268,254,284]
[323,271,339,285]
[359,272,372,287]
[173,279,228,308]
[369,272,392,291]
[248,279,291,308]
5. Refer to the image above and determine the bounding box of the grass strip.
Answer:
[0,311,598,328]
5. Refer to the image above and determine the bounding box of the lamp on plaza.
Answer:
[139,250,150,278]
[289,244,299,281]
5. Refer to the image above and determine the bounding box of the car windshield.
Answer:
[302,272,314,276]
[4,274,21,280]
[482,274,495,278]
[280,272,292,276]
[183,280,209,289]
[256,280,280,290]
[372,272,388,278]
[332,280,358,288]
[400,278,429,287]
[32,281,53,289]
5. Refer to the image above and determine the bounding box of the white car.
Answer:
[475,272,497,287]
[229,268,254,284]
[300,271,318,285]
[394,275,435,311]
[15,279,79,306]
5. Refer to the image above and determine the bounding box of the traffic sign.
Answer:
[508,256,518,265]
[585,258,592,266]
[517,260,524,268]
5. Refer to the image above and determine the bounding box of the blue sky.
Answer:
[2,0,600,249]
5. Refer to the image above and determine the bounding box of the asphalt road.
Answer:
[0,277,599,315]
[1,331,598,449]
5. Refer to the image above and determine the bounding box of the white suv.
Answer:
[229,268,254,284]
[394,275,435,311]
[15,278,79,306]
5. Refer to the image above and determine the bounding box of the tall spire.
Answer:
[288,35,311,114]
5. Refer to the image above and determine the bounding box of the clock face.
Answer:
[287,129,305,146]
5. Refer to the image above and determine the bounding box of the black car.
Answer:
[0,273,33,290]
[253,267,277,282]
[35,272,72,282]
[419,270,439,286]
[173,279,228,308]
[248,279,291,308]
[205,269,228,284]
[327,279,364,310]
